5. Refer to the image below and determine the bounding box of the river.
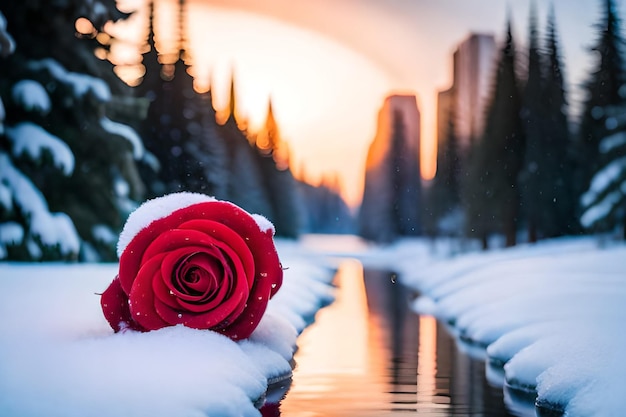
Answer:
[274,259,519,417]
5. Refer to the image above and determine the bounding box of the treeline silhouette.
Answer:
[426,0,626,248]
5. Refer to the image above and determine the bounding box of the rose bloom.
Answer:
[101,194,283,340]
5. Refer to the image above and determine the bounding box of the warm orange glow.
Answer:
[422,129,437,180]
[288,260,368,377]
[194,0,450,185]
[417,315,445,409]
[107,0,441,206]
[183,4,395,207]
[415,109,436,180]
[364,94,422,187]
[113,64,146,87]
[94,47,108,61]
[280,259,393,414]
[75,17,96,37]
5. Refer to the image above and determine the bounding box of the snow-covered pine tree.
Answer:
[580,105,626,238]
[578,0,626,239]
[0,1,147,261]
[576,0,626,209]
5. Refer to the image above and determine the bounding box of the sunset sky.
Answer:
[112,0,624,207]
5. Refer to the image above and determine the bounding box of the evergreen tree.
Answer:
[519,4,544,242]
[580,104,626,237]
[183,89,230,199]
[254,101,302,238]
[135,2,195,195]
[219,78,274,220]
[465,20,525,248]
[576,0,626,204]
[578,0,626,238]
[462,133,493,249]
[540,9,577,238]
[0,1,146,261]
[298,177,355,234]
[427,108,461,236]
[131,1,301,237]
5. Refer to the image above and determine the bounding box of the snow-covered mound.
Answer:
[0,240,335,417]
[388,237,626,417]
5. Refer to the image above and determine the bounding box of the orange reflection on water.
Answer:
[280,259,392,416]
[278,256,513,416]
[293,259,368,377]
[416,315,450,411]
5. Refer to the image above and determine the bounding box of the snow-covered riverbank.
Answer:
[361,236,626,417]
[1,235,624,417]
[0,241,335,417]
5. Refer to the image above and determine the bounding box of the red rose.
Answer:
[100,193,283,341]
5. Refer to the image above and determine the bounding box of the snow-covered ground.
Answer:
[356,236,626,417]
[1,235,624,417]
[0,240,335,417]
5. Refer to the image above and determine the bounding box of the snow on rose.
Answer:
[100,192,283,340]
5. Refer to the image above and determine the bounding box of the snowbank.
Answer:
[375,237,626,417]
[0,240,335,417]
[2,233,623,416]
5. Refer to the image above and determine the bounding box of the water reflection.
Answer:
[277,260,515,417]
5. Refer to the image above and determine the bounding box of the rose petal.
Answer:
[152,271,182,309]
[176,241,250,321]
[128,254,171,330]
[153,285,243,329]
[141,229,216,264]
[176,235,252,321]
[189,203,284,297]
[176,266,235,313]
[162,247,235,312]
[177,264,231,312]
[118,209,218,294]
[100,276,144,332]
[223,272,275,340]
[161,246,224,301]
[152,245,237,316]
[151,238,249,326]
[175,253,217,293]
[178,219,256,288]
[157,222,255,320]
